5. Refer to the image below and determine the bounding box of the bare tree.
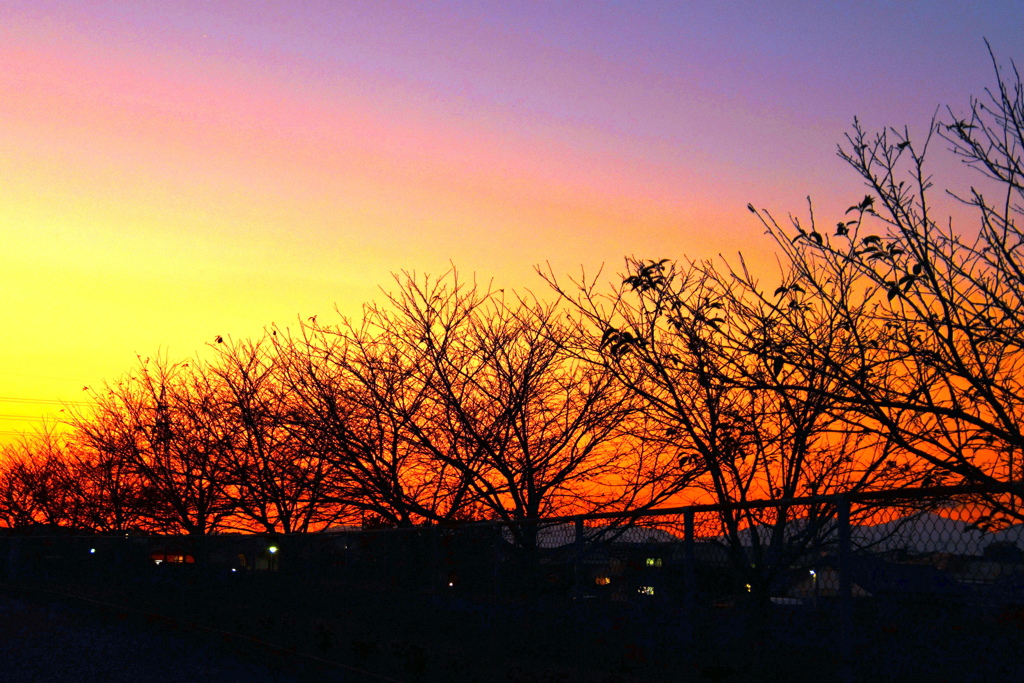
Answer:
[0,431,85,529]
[542,256,919,599]
[0,447,39,529]
[273,318,468,528]
[208,335,341,533]
[71,444,157,533]
[750,47,1024,523]
[367,269,681,549]
[72,356,233,535]
[0,426,162,532]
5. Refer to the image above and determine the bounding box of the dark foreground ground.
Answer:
[5,578,1021,683]
[0,579,677,683]
[0,583,619,683]
[0,592,314,683]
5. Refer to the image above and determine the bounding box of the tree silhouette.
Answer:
[273,313,473,528]
[343,269,683,545]
[749,46,1024,523]
[542,256,922,599]
[72,356,233,535]
[0,431,84,529]
[208,335,342,533]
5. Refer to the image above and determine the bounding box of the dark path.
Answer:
[0,593,309,683]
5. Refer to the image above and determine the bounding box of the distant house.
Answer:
[497,522,681,550]
[787,556,964,601]
[492,523,742,602]
[149,550,195,565]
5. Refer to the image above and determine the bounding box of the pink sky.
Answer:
[1,1,1021,438]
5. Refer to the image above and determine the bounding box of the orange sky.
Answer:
[1,2,1020,441]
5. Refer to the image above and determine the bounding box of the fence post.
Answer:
[573,516,585,683]
[573,517,584,601]
[837,495,853,683]
[684,508,695,612]
[2,538,12,581]
[492,523,502,603]
[683,507,696,665]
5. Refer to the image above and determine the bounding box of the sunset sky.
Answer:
[1,1,1021,439]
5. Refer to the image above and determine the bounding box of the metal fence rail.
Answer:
[2,485,1023,681]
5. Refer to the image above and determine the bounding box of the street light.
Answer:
[267,545,279,572]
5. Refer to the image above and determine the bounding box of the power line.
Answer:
[0,430,73,438]
[0,396,96,406]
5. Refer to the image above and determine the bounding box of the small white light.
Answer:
[154,559,163,565]
[448,582,454,587]
[809,570,817,578]
[231,568,237,573]
[268,546,278,554]
[89,548,96,554]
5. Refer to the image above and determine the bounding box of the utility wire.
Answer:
[0,396,95,406]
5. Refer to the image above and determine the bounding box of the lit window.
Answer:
[638,586,655,596]
[645,557,662,568]
[150,552,195,565]
[595,576,611,586]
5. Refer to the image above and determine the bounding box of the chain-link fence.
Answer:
[2,486,1023,681]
